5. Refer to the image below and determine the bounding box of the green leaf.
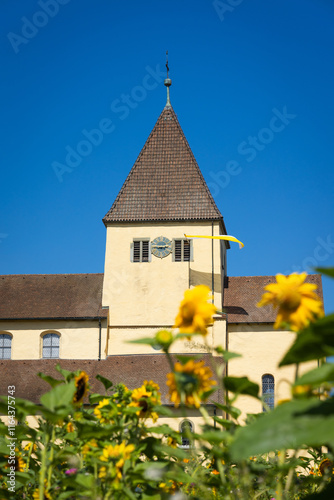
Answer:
[212,417,235,429]
[198,430,230,444]
[224,376,259,399]
[295,363,334,386]
[40,380,76,411]
[215,346,242,361]
[76,421,121,439]
[127,337,156,345]
[74,473,94,489]
[279,314,334,366]
[145,424,177,435]
[315,267,334,279]
[38,372,63,388]
[55,364,75,382]
[230,397,334,460]
[122,486,139,500]
[141,494,162,500]
[214,403,242,420]
[96,374,113,391]
[89,393,107,405]
[153,443,189,459]
[153,405,174,417]
[0,397,40,418]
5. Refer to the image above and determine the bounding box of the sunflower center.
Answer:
[279,288,302,311]
[181,304,196,324]
[139,396,149,412]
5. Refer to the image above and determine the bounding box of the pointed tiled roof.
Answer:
[103,106,225,224]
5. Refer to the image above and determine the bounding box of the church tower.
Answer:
[102,74,229,356]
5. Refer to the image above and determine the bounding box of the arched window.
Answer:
[262,374,275,411]
[180,419,194,448]
[0,334,12,359]
[42,333,60,359]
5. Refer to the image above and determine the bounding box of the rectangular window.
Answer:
[43,333,60,359]
[131,240,151,262]
[0,334,12,359]
[262,374,275,411]
[173,239,192,262]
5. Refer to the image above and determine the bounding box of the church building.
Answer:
[0,75,322,423]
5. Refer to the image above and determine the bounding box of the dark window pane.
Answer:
[175,240,182,261]
[142,241,149,262]
[133,241,141,262]
[183,240,190,261]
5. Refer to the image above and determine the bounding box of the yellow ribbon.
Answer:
[184,234,244,249]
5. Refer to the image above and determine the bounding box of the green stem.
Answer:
[276,449,285,500]
[47,426,55,489]
[39,432,50,500]
[199,405,211,426]
[295,363,300,383]
[166,351,175,372]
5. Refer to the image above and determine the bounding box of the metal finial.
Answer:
[164,50,172,107]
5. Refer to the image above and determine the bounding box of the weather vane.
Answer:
[164,51,172,107]
[166,50,169,78]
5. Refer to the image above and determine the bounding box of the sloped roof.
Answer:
[103,106,225,224]
[0,273,323,323]
[0,354,223,406]
[0,274,107,320]
[223,274,323,323]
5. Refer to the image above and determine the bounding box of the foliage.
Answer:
[0,271,333,499]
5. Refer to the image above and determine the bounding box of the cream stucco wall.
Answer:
[107,317,226,356]
[0,319,108,360]
[102,221,226,328]
[227,323,318,420]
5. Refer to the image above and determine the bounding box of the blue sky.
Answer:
[1,0,333,313]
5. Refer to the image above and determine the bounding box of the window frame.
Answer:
[42,332,60,359]
[172,239,193,262]
[130,238,151,263]
[262,373,275,411]
[179,419,194,449]
[0,333,12,360]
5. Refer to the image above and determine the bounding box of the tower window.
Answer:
[0,334,12,359]
[42,333,60,359]
[262,374,275,411]
[131,239,151,262]
[173,239,192,262]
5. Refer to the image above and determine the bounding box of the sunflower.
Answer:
[174,285,217,337]
[257,273,323,332]
[129,382,161,422]
[166,359,216,408]
[73,371,89,404]
[319,458,333,476]
[82,438,98,458]
[100,441,135,480]
[93,398,111,423]
[5,455,25,472]
[66,422,75,433]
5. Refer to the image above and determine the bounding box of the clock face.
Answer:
[151,236,172,258]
